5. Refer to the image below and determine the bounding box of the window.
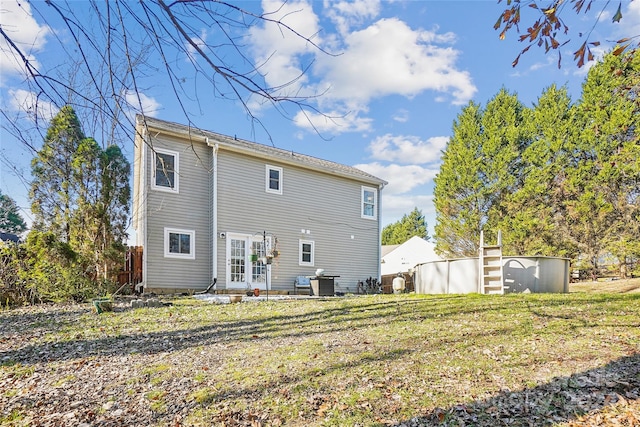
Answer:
[361,186,377,219]
[299,239,314,266]
[153,149,179,192]
[164,228,195,259]
[266,165,283,194]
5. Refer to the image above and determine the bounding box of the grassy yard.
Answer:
[1,285,639,426]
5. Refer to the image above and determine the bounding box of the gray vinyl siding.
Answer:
[216,150,381,293]
[144,134,212,290]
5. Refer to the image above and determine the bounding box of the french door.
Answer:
[226,233,271,290]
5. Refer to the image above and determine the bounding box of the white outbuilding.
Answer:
[381,236,440,276]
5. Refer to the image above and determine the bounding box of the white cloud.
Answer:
[315,18,476,107]
[124,91,161,117]
[392,109,409,123]
[249,0,321,98]
[7,89,59,123]
[293,108,373,133]
[249,3,477,134]
[368,134,447,164]
[324,0,381,35]
[186,28,208,62]
[381,193,435,226]
[619,0,640,40]
[0,1,50,81]
[354,162,438,194]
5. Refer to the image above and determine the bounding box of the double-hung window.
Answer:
[164,228,195,259]
[361,186,377,220]
[299,239,314,266]
[153,148,179,193]
[266,165,283,194]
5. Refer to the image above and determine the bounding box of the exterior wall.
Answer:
[215,150,381,294]
[134,117,384,294]
[415,256,569,294]
[142,133,213,290]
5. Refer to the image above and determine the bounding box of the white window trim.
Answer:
[361,186,378,220]
[265,165,283,195]
[152,148,179,193]
[164,227,195,259]
[299,239,314,266]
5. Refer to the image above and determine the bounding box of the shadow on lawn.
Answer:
[1,297,507,365]
[2,295,640,426]
[393,352,640,427]
[1,294,638,366]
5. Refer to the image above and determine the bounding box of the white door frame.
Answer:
[225,233,271,290]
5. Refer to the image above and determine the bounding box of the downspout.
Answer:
[377,182,385,281]
[140,126,148,293]
[211,142,219,286]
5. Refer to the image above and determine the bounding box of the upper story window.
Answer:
[153,148,179,193]
[164,227,195,259]
[361,186,377,220]
[299,239,314,266]
[266,165,283,195]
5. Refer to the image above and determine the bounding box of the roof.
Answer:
[381,244,401,257]
[136,115,387,187]
[381,236,440,276]
[0,232,20,243]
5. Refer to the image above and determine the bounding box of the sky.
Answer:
[1,0,639,243]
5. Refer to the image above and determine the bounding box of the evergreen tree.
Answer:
[434,89,530,257]
[571,50,640,276]
[502,85,578,257]
[434,102,485,257]
[382,207,430,245]
[31,106,85,241]
[0,191,27,235]
[30,105,131,283]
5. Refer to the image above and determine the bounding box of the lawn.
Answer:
[1,284,639,426]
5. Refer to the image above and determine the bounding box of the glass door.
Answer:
[226,233,271,290]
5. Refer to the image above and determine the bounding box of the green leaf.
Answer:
[612,3,622,23]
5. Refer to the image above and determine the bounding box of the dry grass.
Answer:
[570,278,640,294]
[1,286,639,426]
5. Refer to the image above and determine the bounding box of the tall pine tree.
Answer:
[502,85,578,257]
[31,106,85,241]
[30,105,131,282]
[571,50,640,276]
[382,207,430,245]
[0,191,27,235]
[434,89,530,257]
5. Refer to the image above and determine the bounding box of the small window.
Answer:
[153,149,179,192]
[361,186,377,219]
[299,239,314,266]
[164,228,195,259]
[266,165,283,194]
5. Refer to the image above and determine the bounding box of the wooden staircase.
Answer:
[479,230,504,295]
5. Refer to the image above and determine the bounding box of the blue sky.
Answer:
[1,0,639,241]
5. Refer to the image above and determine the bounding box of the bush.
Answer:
[0,231,117,307]
[0,244,31,307]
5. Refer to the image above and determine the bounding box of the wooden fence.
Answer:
[117,246,143,290]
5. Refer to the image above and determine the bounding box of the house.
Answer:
[132,116,387,294]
